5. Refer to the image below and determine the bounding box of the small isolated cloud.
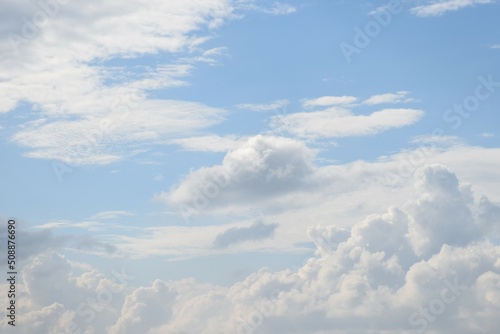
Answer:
[236,100,289,112]
[34,220,102,230]
[302,96,358,108]
[490,44,500,49]
[212,220,278,248]
[170,135,244,152]
[363,91,413,105]
[181,47,229,65]
[480,132,495,138]
[272,108,424,138]
[368,3,396,15]
[410,0,496,17]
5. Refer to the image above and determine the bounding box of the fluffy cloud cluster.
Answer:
[158,135,319,216]
[4,164,500,333]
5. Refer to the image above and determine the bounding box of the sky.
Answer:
[1,0,500,333]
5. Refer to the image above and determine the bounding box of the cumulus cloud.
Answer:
[157,135,317,215]
[5,164,500,333]
[213,219,278,248]
[109,280,177,334]
[410,0,496,17]
[406,164,481,258]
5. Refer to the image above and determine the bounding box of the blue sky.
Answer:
[1,0,500,333]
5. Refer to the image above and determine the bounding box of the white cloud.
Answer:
[35,220,103,230]
[146,165,500,333]
[156,135,318,216]
[480,132,495,138]
[170,135,244,152]
[151,136,500,234]
[302,96,358,108]
[271,108,424,138]
[236,99,289,112]
[0,0,234,165]
[113,142,500,262]
[363,91,413,105]
[410,0,496,17]
[6,164,500,333]
[109,279,178,334]
[180,46,230,65]
[406,164,481,257]
[88,211,134,221]
[264,2,297,15]
[238,1,298,15]
[12,99,227,165]
[411,134,461,146]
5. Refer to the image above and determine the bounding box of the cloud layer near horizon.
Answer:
[3,164,500,333]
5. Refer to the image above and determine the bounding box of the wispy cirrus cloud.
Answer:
[236,99,289,112]
[410,0,496,17]
[0,0,235,165]
[237,1,298,15]
[88,211,134,220]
